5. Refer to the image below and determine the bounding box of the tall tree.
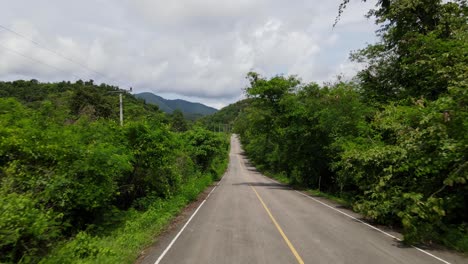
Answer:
[170,109,189,132]
[339,0,468,103]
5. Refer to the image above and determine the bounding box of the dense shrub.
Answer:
[0,81,229,263]
[235,0,468,249]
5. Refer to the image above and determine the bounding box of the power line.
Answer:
[0,24,118,85]
[0,40,133,127]
[0,25,42,45]
[0,42,81,80]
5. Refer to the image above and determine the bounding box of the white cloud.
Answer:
[0,0,378,108]
[129,0,266,29]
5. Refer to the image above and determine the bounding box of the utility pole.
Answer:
[119,93,123,126]
[111,87,132,126]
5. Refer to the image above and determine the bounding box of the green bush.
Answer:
[0,193,61,263]
[0,81,231,262]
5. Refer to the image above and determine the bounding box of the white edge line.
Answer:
[412,246,453,264]
[263,175,452,264]
[154,182,220,264]
[206,185,218,199]
[293,190,399,240]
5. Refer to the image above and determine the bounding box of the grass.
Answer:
[40,156,229,264]
[263,171,352,208]
[440,225,468,253]
[303,189,352,208]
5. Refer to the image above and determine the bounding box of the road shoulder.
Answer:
[134,182,219,264]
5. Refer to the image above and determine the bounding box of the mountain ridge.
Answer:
[135,92,218,118]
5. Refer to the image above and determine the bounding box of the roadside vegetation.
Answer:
[235,0,468,252]
[199,99,252,132]
[0,80,229,263]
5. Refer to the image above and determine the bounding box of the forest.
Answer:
[234,0,468,251]
[1,0,467,262]
[0,80,229,263]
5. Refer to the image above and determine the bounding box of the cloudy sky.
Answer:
[0,0,378,108]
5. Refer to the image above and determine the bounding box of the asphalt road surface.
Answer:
[138,135,467,264]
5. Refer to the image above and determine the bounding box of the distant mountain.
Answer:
[135,92,218,118]
[135,93,173,113]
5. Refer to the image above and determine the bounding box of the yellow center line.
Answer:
[236,152,304,263]
[250,183,305,264]
[233,150,304,264]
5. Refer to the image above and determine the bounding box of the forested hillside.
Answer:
[134,92,173,113]
[135,92,218,119]
[199,99,251,132]
[235,0,468,251]
[0,80,229,263]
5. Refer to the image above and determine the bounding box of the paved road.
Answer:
[138,135,467,264]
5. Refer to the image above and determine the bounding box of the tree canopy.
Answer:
[235,0,468,251]
[0,80,229,263]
